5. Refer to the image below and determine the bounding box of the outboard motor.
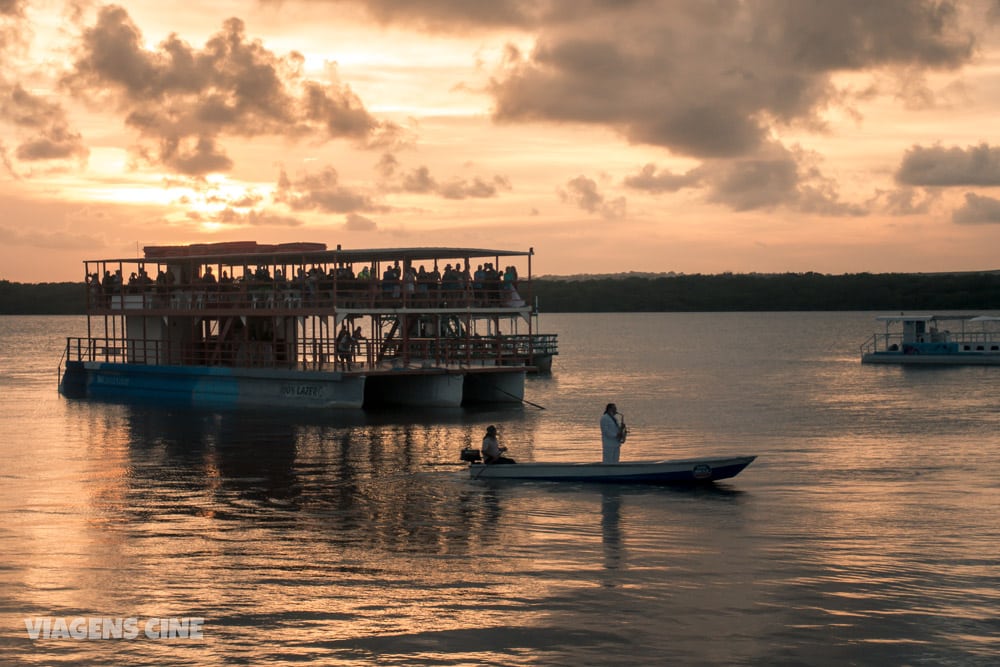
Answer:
[460,446,482,463]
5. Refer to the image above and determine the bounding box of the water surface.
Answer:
[1,313,998,665]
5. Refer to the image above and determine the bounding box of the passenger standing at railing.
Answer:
[403,265,416,303]
[391,262,402,299]
[441,264,458,304]
[293,267,309,305]
[381,265,395,301]
[503,265,518,286]
[352,326,365,367]
[459,262,472,305]
[336,324,353,371]
[218,271,233,304]
[473,265,486,305]
[416,265,430,305]
[503,266,522,306]
[155,270,169,307]
[483,263,499,304]
[428,264,441,301]
[87,272,101,305]
[100,269,121,305]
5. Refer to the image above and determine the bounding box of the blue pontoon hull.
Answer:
[59,360,366,409]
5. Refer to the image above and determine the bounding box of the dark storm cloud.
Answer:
[275,167,382,214]
[0,83,66,128]
[345,212,377,230]
[896,143,1000,186]
[0,83,89,164]
[1,0,86,166]
[302,80,387,142]
[375,152,399,179]
[952,192,1000,223]
[325,0,538,29]
[438,175,510,199]
[0,0,23,18]
[623,163,704,193]
[0,0,25,52]
[14,124,88,161]
[397,164,512,199]
[704,158,801,211]
[868,186,939,216]
[401,166,436,193]
[625,149,866,215]
[63,5,396,174]
[766,0,973,70]
[160,136,232,176]
[0,141,12,176]
[213,207,303,227]
[337,0,697,32]
[207,191,264,209]
[486,0,975,159]
[306,0,642,31]
[559,175,625,219]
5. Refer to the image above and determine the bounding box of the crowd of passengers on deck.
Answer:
[87,260,525,309]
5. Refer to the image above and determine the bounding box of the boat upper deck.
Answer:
[83,242,535,315]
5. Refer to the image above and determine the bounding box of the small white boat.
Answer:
[860,314,1000,365]
[466,455,756,484]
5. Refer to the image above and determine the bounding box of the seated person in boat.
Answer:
[482,425,515,464]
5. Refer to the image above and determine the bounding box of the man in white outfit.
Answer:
[600,403,624,463]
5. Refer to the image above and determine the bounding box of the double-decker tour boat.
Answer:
[58,242,557,409]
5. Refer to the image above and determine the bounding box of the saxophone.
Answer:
[617,412,629,444]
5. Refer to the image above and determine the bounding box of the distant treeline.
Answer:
[2,272,1000,314]
[0,281,85,314]
[531,272,1000,312]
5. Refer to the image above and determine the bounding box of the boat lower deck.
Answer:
[59,361,527,409]
[862,351,1000,365]
[860,314,1000,365]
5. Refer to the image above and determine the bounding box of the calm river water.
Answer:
[1,313,998,665]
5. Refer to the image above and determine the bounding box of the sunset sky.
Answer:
[3,0,1000,282]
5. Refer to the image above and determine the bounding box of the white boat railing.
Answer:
[862,330,1000,355]
[861,333,898,355]
[63,332,541,371]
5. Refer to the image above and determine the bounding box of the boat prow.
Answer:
[467,455,756,484]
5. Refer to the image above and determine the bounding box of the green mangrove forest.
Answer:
[2,271,999,315]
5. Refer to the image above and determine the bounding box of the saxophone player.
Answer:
[600,403,626,463]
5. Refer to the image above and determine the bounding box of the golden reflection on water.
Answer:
[12,403,763,664]
[4,314,1000,665]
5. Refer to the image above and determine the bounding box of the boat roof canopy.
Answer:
[87,243,533,266]
[875,314,997,324]
[875,314,938,323]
